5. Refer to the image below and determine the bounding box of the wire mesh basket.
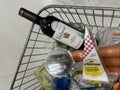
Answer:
[10,5,120,90]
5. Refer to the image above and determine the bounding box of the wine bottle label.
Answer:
[52,21,84,49]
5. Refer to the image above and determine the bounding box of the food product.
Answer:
[34,64,54,90]
[107,66,120,78]
[35,48,73,90]
[103,57,120,67]
[96,27,120,47]
[71,44,120,62]
[45,48,73,77]
[100,43,120,58]
[71,50,84,62]
[82,26,109,82]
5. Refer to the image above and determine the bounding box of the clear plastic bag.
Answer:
[96,27,120,47]
[35,48,74,90]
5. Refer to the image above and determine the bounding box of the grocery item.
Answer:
[45,48,73,77]
[19,8,84,49]
[71,43,120,62]
[71,50,84,62]
[102,57,120,67]
[96,27,120,47]
[35,48,73,90]
[53,77,70,90]
[70,61,117,90]
[107,66,120,78]
[99,43,120,58]
[82,26,109,82]
[113,81,120,90]
[34,63,54,90]
[70,61,101,89]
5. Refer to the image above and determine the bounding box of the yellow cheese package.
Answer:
[70,61,118,89]
[82,26,110,82]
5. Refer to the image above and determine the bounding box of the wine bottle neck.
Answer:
[19,8,43,25]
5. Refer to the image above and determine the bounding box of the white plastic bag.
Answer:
[96,27,120,47]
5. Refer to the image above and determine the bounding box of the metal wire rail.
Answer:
[10,5,120,90]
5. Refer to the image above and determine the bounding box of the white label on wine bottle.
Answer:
[52,21,84,49]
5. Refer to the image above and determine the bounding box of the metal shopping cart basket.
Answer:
[10,5,120,90]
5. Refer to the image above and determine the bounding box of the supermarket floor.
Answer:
[1,0,120,90]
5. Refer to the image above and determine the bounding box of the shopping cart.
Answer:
[10,5,120,90]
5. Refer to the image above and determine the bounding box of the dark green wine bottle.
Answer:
[19,8,84,49]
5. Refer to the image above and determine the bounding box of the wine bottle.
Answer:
[19,8,84,49]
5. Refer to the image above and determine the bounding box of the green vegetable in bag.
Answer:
[34,64,54,90]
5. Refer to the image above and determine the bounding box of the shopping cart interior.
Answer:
[10,5,120,90]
